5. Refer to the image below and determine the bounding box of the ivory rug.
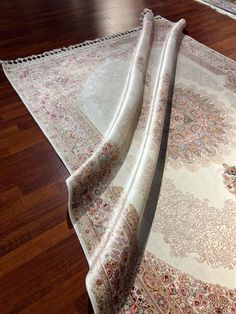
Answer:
[196,0,236,17]
[2,9,236,313]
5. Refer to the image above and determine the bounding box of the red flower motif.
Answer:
[96,279,102,286]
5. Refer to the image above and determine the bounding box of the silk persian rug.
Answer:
[196,0,236,17]
[2,9,236,313]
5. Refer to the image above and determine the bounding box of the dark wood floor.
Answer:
[0,1,235,313]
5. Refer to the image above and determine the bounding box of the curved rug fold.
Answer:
[2,9,236,313]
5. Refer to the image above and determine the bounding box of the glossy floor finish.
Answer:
[0,1,235,313]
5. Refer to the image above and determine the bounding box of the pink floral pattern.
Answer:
[69,141,120,252]
[167,84,236,170]
[223,163,236,196]
[123,251,236,314]
[152,178,236,269]
[91,204,140,313]
[181,36,236,94]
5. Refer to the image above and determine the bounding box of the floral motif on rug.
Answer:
[152,178,236,269]
[167,85,236,170]
[90,203,140,313]
[223,163,236,196]
[123,251,236,313]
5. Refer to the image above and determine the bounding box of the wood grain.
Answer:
[0,0,235,313]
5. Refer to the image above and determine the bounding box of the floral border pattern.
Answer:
[122,251,236,314]
[223,163,236,196]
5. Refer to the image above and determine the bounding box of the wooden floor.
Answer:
[0,1,235,313]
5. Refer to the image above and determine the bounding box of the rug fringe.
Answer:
[1,9,162,67]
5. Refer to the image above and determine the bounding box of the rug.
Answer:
[196,0,236,18]
[2,9,236,313]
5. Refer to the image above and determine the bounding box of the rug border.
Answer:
[2,66,77,174]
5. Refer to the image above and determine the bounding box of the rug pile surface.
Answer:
[2,9,236,313]
[198,0,236,16]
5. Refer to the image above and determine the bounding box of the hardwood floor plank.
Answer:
[20,266,88,314]
[0,221,74,277]
[0,236,87,313]
[0,186,23,206]
[0,127,43,151]
[1,201,67,256]
[1,107,28,121]
[0,125,19,139]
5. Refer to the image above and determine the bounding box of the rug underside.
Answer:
[2,9,236,313]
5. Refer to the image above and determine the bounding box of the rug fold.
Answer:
[67,12,187,312]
